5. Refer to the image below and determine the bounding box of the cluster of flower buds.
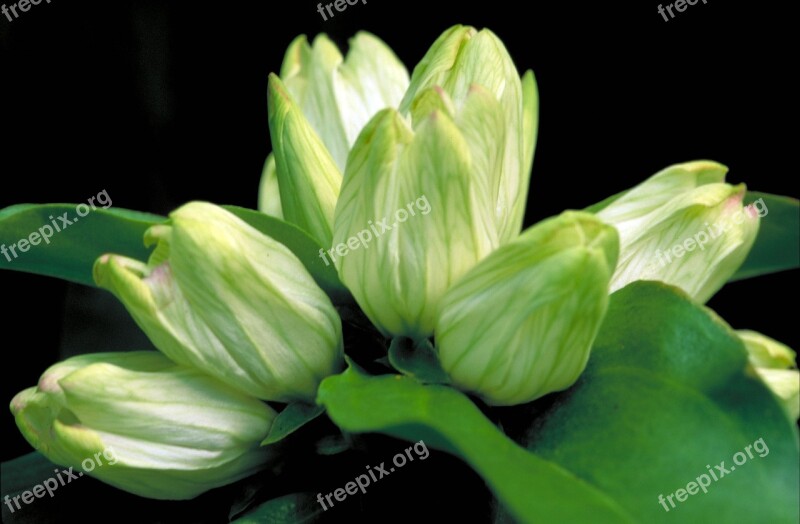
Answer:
[11,25,777,501]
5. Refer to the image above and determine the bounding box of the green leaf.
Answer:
[387,337,449,384]
[319,282,799,523]
[231,493,324,524]
[222,206,350,303]
[730,192,799,280]
[517,281,799,523]
[261,403,325,446]
[0,204,163,287]
[317,368,636,523]
[314,433,352,456]
[1,452,86,524]
[0,203,352,301]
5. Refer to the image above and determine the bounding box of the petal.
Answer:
[268,74,341,247]
[257,153,283,219]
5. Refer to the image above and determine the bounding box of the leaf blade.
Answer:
[518,281,800,523]
[261,403,325,446]
[317,367,635,523]
[0,204,163,287]
[730,192,799,280]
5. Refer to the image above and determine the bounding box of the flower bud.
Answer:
[264,33,409,245]
[738,330,799,421]
[11,352,276,500]
[596,161,761,303]
[94,202,343,402]
[279,32,409,171]
[435,211,619,406]
[332,108,495,339]
[332,27,539,338]
[400,25,538,243]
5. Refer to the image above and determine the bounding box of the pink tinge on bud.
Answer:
[145,262,172,287]
[38,374,62,394]
[144,262,177,306]
[722,191,761,222]
[10,392,28,413]
[723,191,745,212]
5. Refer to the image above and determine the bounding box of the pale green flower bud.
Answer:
[11,352,276,500]
[739,330,796,369]
[596,161,761,303]
[93,202,343,402]
[263,33,410,244]
[400,25,539,244]
[332,108,496,339]
[332,27,539,338]
[737,330,799,421]
[435,212,619,406]
[280,32,410,171]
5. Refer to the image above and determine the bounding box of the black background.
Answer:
[1,0,798,518]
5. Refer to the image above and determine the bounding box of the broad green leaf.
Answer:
[730,192,799,280]
[0,203,352,302]
[261,403,325,446]
[387,337,449,384]
[317,367,636,523]
[0,205,162,287]
[516,281,799,523]
[222,206,350,303]
[231,493,324,524]
[1,452,85,524]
